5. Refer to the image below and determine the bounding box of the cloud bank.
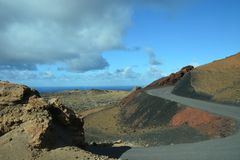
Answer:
[0,0,132,72]
[0,0,181,73]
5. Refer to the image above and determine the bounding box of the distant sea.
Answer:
[33,86,135,93]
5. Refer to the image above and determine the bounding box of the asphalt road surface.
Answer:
[121,86,240,160]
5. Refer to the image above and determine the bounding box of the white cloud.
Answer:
[41,71,56,79]
[144,47,162,66]
[0,0,131,72]
[146,66,163,79]
[0,0,197,87]
[0,0,186,73]
[115,67,140,79]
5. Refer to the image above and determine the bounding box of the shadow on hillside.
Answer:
[85,145,131,158]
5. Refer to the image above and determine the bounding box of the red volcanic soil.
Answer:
[120,64,236,137]
[170,107,235,137]
[144,65,194,90]
[170,108,216,127]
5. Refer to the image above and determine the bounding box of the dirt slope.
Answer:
[118,64,236,139]
[173,53,240,105]
[119,65,194,128]
[120,92,181,128]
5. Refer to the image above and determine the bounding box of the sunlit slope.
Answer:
[173,53,240,105]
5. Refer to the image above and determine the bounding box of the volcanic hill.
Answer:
[173,53,240,106]
[119,63,236,139]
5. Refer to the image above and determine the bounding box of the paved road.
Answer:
[121,86,240,160]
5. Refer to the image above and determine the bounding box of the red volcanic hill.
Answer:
[119,63,235,137]
[120,65,194,108]
[145,65,194,90]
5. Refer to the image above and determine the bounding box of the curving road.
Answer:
[121,86,240,160]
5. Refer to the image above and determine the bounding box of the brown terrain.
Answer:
[173,53,240,105]
[1,53,238,159]
[119,65,194,128]
[145,65,194,90]
[0,81,116,160]
[42,89,128,112]
[118,65,236,140]
[82,64,236,147]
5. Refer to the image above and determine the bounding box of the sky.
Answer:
[0,0,239,87]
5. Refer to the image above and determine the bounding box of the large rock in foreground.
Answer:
[0,81,40,107]
[0,81,84,148]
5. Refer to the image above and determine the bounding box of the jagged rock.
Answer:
[0,81,40,107]
[0,81,84,148]
[145,65,194,90]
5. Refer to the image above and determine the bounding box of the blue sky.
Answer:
[0,0,239,87]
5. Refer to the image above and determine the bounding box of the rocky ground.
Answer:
[40,65,237,148]
[1,61,238,160]
[0,81,119,160]
[113,65,237,146]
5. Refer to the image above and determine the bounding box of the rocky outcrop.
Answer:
[0,81,84,148]
[144,65,194,90]
[0,81,40,107]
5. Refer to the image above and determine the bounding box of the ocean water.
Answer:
[34,86,135,93]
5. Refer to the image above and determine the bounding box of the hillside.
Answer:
[173,53,240,105]
[120,65,194,128]
[117,64,236,143]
